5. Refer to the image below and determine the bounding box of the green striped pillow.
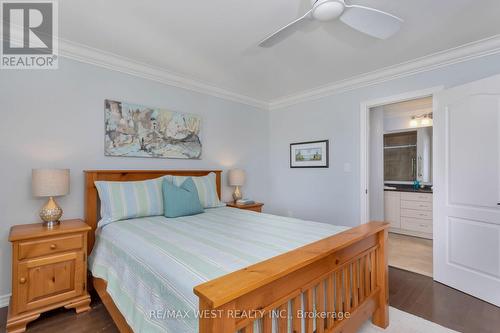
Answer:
[95,178,164,224]
[163,172,223,208]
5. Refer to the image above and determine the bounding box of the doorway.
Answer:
[360,87,441,277]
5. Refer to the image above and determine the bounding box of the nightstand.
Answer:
[7,219,91,333]
[226,202,264,213]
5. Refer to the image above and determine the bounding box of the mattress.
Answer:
[88,207,348,333]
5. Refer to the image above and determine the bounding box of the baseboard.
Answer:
[0,293,11,308]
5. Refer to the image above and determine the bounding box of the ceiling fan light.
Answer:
[312,0,345,21]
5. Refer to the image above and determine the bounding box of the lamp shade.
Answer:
[228,169,245,186]
[32,168,70,197]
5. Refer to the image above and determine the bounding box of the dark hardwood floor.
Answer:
[1,267,499,333]
[0,292,118,333]
[389,268,500,333]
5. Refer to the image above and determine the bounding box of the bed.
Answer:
[84,170,389,333]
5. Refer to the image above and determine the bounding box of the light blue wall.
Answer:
[268,53,500,227]
[0,58,269,299]
[2,51,500,300]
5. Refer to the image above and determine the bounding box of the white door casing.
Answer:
[434,74,500,306]
[360,86,443,224]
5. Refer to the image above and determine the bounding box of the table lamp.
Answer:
[228,169,245,202]
[32,168,70,228]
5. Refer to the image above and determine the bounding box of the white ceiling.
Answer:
[60,0,500,104]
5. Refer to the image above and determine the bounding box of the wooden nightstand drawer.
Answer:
[18,234,83,260]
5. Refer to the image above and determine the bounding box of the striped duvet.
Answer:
[88,207,347,333]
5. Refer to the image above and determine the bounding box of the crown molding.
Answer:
[269,34,500,110]
[58,39,268,109]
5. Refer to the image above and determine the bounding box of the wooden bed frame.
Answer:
[84,170,389,333]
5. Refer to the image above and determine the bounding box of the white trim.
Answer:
[58,39,268,109]
[0,293,10,308]
[360,102,369,224]
[360,86,443,110]
[359,87,443,224]
[269,35,500,110]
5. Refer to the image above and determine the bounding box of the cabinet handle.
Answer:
[418,155,423,178]
[50,244,57,250]
[411,158,416,178]
[19,277,26,284]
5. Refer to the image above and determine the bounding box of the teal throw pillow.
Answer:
[163,177,204,218]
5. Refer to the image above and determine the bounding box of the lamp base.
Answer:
[40,196,63,228]
[43,220,61,229]
[232,186,242,202]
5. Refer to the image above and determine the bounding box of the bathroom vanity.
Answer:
[384,187,433,239]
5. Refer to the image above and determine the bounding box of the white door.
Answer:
[434,74,500,306]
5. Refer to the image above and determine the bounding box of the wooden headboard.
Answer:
[84,169,222,253]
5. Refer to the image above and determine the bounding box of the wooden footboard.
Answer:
[194,222,389,333]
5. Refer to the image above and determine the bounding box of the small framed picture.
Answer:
[290,140,329,168]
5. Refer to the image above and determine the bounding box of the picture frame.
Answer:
[290,140,329,168]
[104,99,202,159]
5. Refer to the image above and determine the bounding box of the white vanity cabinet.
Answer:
[384,191,401,228]
[384,191,433,239]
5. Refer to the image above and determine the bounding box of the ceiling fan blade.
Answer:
[340,5,403,39]
[258,9,313,48]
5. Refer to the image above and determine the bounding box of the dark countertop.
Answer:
[384,185,433,193]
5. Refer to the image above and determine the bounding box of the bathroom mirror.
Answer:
[384,128,432,184]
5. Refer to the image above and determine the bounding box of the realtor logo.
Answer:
[1,0,58,69]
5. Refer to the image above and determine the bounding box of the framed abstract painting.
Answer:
[104,99,202,159]
[290,140,329,168]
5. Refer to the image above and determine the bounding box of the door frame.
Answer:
[359,86,443,224]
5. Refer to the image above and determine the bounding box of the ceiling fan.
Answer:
[259,0,403,47]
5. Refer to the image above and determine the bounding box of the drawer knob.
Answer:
[19,277,26,284]
[50,244,57,250]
